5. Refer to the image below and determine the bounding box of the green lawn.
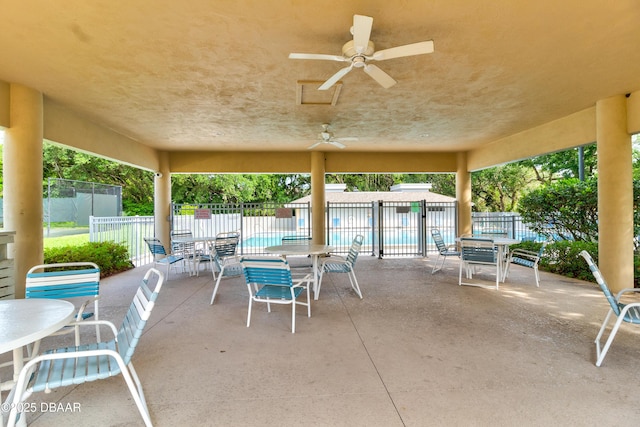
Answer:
[43,233,90,249]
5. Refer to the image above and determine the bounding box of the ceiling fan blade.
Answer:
[308,142,322,149]
[372,40,434,61]
[352,15,373,53]
[289,53,347,62]
[329,140,346,149]
[363,64,396,88]
[335,137,358,142]
[318,65,353,90]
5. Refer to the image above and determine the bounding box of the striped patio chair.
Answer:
[580,251,640,367]
[6,268,165,427]
[318,234,364,299]
[240,256,311,333]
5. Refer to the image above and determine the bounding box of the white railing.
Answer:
[89,216,154,266]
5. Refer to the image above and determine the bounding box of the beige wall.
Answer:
[467,108,597,171]
[43,99,160,171]
[169,151,459,174]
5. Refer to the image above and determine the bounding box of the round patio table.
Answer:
[264,244,334,300]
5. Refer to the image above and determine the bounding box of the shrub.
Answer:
[44,241,134,278]
[122,200,154,216]
[539,240,598,282]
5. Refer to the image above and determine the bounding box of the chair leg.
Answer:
[595,309,619,367]
[317,268,325,297]
[348,270,363,299]
[432,254,444,274]
[291,301,296,333]
[534,267,540,287]
[95,301,101,342]
[117,361,153,427]
[246,298,253,327]
[210,265,226,305]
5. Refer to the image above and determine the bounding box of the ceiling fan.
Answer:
[289,14,434,90]
[308,124,358,149]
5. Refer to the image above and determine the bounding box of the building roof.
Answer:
[292,190,455,204]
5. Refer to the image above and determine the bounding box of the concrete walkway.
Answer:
[3,255,640,426]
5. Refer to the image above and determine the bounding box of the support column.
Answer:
[596,95,633,292]
[4,84,43,298]
[153,151,172,250]
[310,152,326,244]
[456,152,472,237]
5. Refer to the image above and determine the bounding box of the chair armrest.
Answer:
[292,273,313,288]
[67,319,118,339]
[74,296,99,321]
[510,249,540,261]
[321,255,347,266]
[221,255,241,266]
[615,287,640,302]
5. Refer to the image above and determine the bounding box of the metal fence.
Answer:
[89,203,548,266]
[171,202,312,255]
[471,212,543,241]
[325,201,458,257]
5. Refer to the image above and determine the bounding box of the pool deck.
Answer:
[3,254,640,426]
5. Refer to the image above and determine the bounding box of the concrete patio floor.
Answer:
[3,254,640,426]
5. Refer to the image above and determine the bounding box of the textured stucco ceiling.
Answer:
[1,1,639,153]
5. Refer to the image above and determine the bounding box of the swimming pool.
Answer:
[241,230,422,248]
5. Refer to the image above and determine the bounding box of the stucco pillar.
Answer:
[596,95,634,293]
[456,152,472,236]
[4,84,43,298]
[310,152,326,244]
[153,151,172,250]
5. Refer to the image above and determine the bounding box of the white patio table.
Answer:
[171,236,217,276]
[457,237,520,282]
[0,298,75,426]
[264,244,334,300]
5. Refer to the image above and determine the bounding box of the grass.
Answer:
[43,233,89,249]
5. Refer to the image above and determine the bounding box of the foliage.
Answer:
[44,241,133,277]
[538,240,599,282]
[471,164,537,212]
[43,143,155,205]
[518,178,599,242]
[171,174,310,204]
[521,144,598,184]
[123,200,154,216]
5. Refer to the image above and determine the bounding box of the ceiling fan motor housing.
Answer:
[342,40,375,58]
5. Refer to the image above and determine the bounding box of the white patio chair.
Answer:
[26,262,101,354]
[431,228,460,274]
[580,251,640,367]
[170,229,200,275]
[318,234,364,299]
[144,237,184,279]
[458,237,499,289]
[209,231,242,304]
[240,256,312,333]
[505,242,547,286]
[5,268,165,427]
[281,235,313,269]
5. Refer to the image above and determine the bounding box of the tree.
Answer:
[518,178,599,242]
[43,143,154,205]
[471,164,536,212]
[521,144,598,184]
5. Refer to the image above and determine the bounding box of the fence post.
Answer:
[377,200,384,259]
